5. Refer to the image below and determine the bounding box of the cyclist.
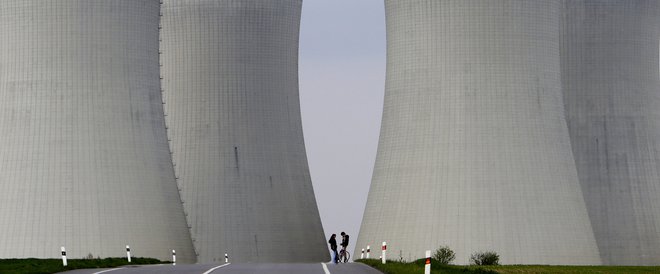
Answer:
[328,234,338,264]
[339,232,350,262]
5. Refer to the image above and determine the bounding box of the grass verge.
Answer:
[357,259,496,274]
[356,259,660,274]
[0,257,165,274]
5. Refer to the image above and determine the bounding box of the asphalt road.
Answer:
[59,262,383,274]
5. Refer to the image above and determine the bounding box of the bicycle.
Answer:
[339,248,351,263]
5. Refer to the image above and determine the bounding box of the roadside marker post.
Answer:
[381,242,387,264]
[366,245,370,259]
[424,250,431,274]
[126,245,131,263]
[225,253,229,263]
[172,250,176,265]
[61,246,67,266]
[361,248,365,259]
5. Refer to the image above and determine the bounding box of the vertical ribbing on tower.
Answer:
[357,0,601,265]
[561,0,660,265]
[0,0,195,262]
[160,0,328,263]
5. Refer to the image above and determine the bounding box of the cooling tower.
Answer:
[561,0,660,265]
[160,0,328,263]
[0,0,195,262]
[357,0,602,265]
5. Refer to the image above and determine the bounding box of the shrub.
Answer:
[432,246,456,265]
[470,251,499,265]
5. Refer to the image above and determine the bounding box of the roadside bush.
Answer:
[470,251,499,265]
[432,246,455,265]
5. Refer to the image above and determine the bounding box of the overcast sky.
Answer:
[299,0,386,254]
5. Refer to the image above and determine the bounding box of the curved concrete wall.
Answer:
[561,0,660,265]
[160,0,328,263]
[357,0,601,265]
[0,0,195,262]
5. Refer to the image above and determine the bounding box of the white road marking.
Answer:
[202,263,231,274]
[92,268,124,274]
[321,263,331,274]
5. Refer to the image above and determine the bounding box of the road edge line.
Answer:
[202,263,231,274]
[92,268,124,274]
[321,262,331,274]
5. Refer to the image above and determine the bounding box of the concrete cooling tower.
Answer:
[0,0,195,262]
[160,0,328,263]
[561,0,660,265]
[357,0,602,265]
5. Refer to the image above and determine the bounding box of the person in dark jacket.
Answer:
[328,234,338,263]
[340,231,350,251]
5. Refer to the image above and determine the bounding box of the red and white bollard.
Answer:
[361,248,365,259]
[381,242,387,264]
[172,250,176,265]
[424,250,431,274]
[366,245,371,259]
[61,246,67,266]
[126,245,131,263]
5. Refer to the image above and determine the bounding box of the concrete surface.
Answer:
[357,0,601,265]
[561,0,660,265]
[0,0,195,262]
[160,0,328,263]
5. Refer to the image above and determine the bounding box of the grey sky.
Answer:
[299,0,386,254]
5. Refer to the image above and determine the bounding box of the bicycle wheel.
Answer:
[341,251,350,263]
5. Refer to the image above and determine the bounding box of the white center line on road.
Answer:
[92,268,124,274]
[321,263,331,274]
[202,263,231,274]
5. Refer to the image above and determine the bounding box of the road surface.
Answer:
[59,262,382,274]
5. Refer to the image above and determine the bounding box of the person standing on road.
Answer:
[329,234,339,263]
[340,232,349,249]
[340,232,350,260]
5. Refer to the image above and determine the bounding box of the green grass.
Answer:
[356,259,660,274]
[0,257,166,274]
[357,259,497,274]
[480,265,660,274]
